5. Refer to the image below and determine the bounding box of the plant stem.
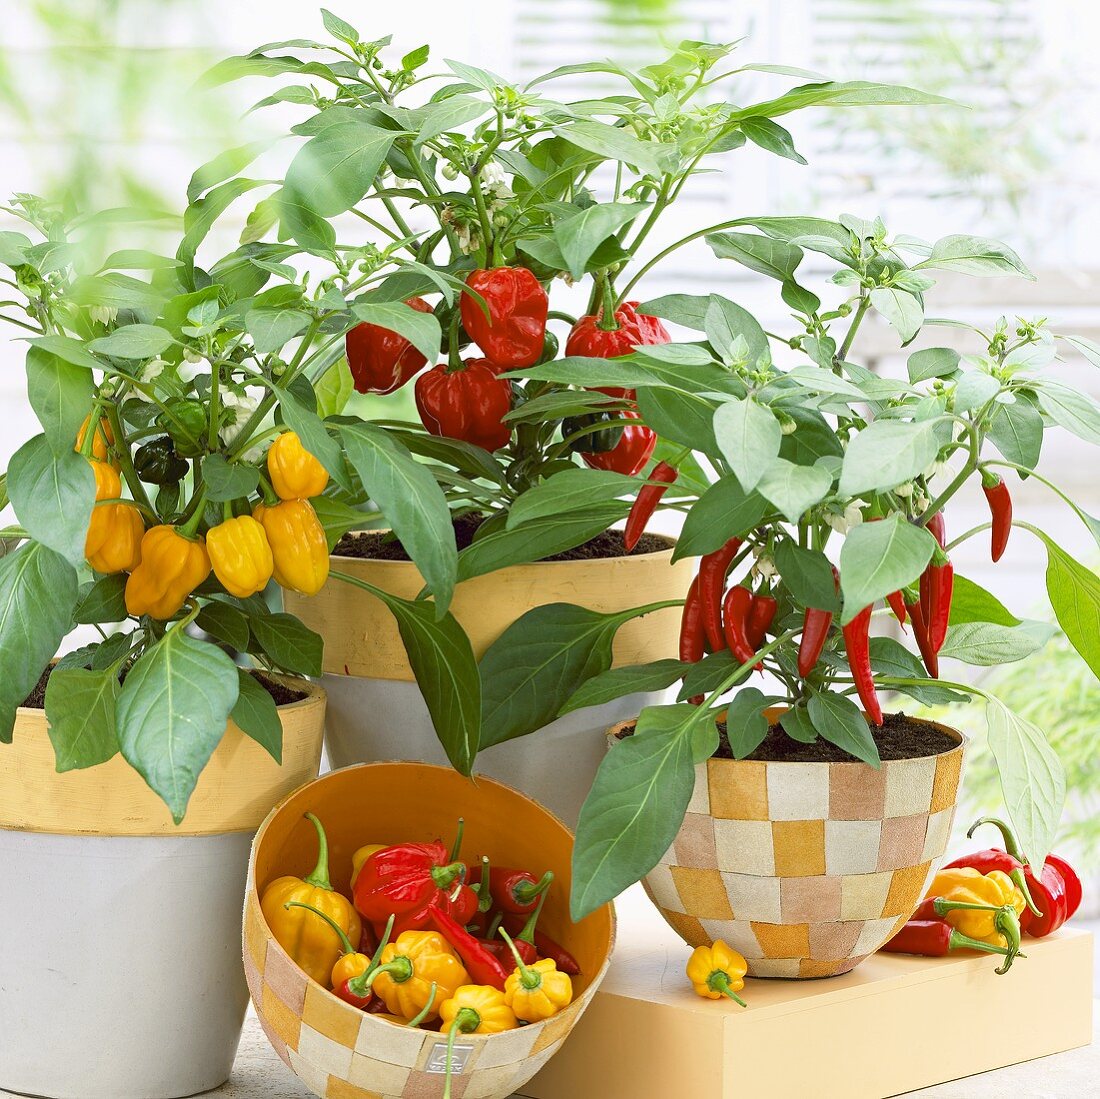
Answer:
[837,295,870,361]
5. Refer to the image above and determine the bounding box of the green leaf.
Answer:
[274,384,350,492]
[778,704,817,742]
[1039,536,1100,680]
[339,422,457,613]
[870,287,923,343]
[178,178,269,266]
[940,621,1054,666]
[839,419,941,496]
[200,454,260,502]
[553,119,671,176]
[839,515,937,624]
[88,324,174,360]
[28,335,103,371]
[479,604,637,749]
[954,371,1001,414]
[915,235,1034,279]
[736,80,955,121]
[756,459,832,524]
[571,704,705,920]
[26,345,94,457]
[723,687,770,756]
[679,649,751,700]
[674,477,768,560]
[246,307,311,354]
[867,637,969,706]
[985,698,1065,873]
[8,437,95,567]
[351,301,442,364]
[456,504,626,583]
[506,469,635,528]
[0,544,79,741]
[636,388,720,456]
[44,666,121,771]
[987,397,1043,470]
[74,573,128,624]
[774,542,838,612]
[808,691,879,765]
[197,600,251,650]
[907,347,960,383]
[0,229,32,265]
[249,611,324,676]
[553,202,645,280]
[232,669,283,763]
[713,398,781,493]
[558,659,688,717]
[1036,381,1100,446]
[321,7,359,45]
[187,140,273,204]
[117,629,240,822]
[314,355,354,418]
[949,575,1020,627]
[1061,334,1100,369]
[707,231,803,281]
[510,354,735,395]
[703,295,771,368]
[738,117,806,164]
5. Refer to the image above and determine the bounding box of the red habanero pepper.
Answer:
[414,358,513,452]
[965,817,1080,936]
[482,893,545,967]
[579,410,656,476]
[699,538,743,651]
[745,592,777,651]
[487,868,554,917]
[842,603,883,725]
[565,300,671,399]
[904,590,939,679]
[723,586,757,669]
[981,472,1013,562]
[353,842,474,934]
[881,920,1017,970]
[624,461,677,552]
[460,267,549,368]
[346,297,432,394]
[425,905,510,990]
[926,548,954,655]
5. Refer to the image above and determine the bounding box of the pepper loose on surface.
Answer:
[881,920,1018,970]
[699,537,742,652]
[207,514,273,598]
[414,358,513,452]
[686,941,748,1006]
[922,866,1026,944]
[346,296,432,394]
[578,409,656,476]
[624,461,677,552]
[460,267,549,369]
[842,603,883,726]
[981,472,1013,562]
[253,498,329,596]
[267,430,329,501]
[124,525,211,619]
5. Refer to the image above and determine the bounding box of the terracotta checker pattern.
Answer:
[643,732,965,978]
[244,888,603,1099]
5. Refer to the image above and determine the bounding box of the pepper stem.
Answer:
[707,971,747,1007]
[967,817,1044,916]
[477,855,493,914]
[406,983,438,1028]
[517,891,547,947]
[444,1007,481,1099]
[360,955,413,995]
[430,860,466,891]
[449,817,465,862]
[947,929,1012,956]
[499,928,540,989]
[447,307,464,372]
[369,914,396,972]
[513,869,554,906]
[302,812,333,891]
[283,901,355,956]
[486,910,503,941]
[931,898,1010,916]
[595,270,620,331]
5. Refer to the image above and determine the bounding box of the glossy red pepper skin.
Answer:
[926,551,954,655]
[353,842,473,932]
[460,267,548,368]
[982,475,1013,562]
[480,936,538,967]
[904,595,939,679]
[501,915,582,976]
[745,593,777,651]
[414,359,513,452]
[624,461,677,551]
[699,538,742,652]
[565,301,670,398]
[334,977,374,1011]
[679,575,705,664]
[842,603,883,726]
[881,920,1012,960]
[920,511,947,623]
[486,868,553,916]
[723,586,757,668]
[425,906,510,990]
[797,566,840,678]
[346,297,432,394]
[886,590,908,628]
[579,410,656,475]
[1047,854,1083,920]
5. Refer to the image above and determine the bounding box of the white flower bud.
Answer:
[844,502,863,529]
[89,305,118,327]
[183,347,204,363]
[894,481,914,498]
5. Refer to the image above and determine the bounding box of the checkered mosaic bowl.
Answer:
[623,713,965,979]
[244,762,615,1099]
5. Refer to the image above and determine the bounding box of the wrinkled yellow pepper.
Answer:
[260,814,362,988]
[76,414,118,467]
[124,525,211,619]
[207,514,274,597]
[254,498,329,595]
[439,984,517,1036]
[500,931,573,1023]
[267,430,329,500]
[88,504,144,575]
[84,460,123,560]
[686,941,748,1006]
[367,931,469,1022]
[926,867,1026,945]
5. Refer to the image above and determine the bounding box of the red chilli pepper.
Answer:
[797,565,840,679]
[484,893,545,966]
[501,910,581,976]
[842,603,883,726]
[624,461,677,552]
[460,266,549,368]
[680,575,706,705]
[425,905,510,990]
[699,538,743,651]
[920,511,947,622]
[565,300,671,399]
[487,868,554,917]
[722,585,757,669]
[881,920,1016,968]
[745,592,777,651]
[414,358,513,452]
[904,593,939,679]
[886,590,908,628]
[580,410,656,476]
[346,297,432,394]
[981,473,1013,562]
[926,548,954,655]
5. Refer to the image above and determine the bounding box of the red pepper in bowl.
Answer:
[426,905,510,990]
[488,867,554,916]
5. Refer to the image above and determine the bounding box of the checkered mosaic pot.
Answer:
[245,763,615,1099]
[627,718,965,979]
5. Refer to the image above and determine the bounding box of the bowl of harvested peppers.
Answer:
[244,762,615,1099]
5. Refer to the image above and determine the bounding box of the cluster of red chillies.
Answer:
[345,267,670,471]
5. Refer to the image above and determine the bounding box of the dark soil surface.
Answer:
[334,513,672,563]
[616,710,957,763]
[21,664,306,709]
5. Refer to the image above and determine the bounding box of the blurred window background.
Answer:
[2,0,1099,883]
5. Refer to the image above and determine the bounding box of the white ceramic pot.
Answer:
[0,676,326,1099]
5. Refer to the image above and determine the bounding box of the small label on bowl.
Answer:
[426,1042,473,1074]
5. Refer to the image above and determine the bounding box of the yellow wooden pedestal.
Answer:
[521,886,1094,1099]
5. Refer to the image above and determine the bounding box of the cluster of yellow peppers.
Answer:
[78,412,331,619]
[925,866,1026,946]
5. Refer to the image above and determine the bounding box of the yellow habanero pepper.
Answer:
[366,930,469,1022]
[84,460,123,560]
[267,430,329,501]
[88,503,144,574]
[124,525,211,619]
[926,867,1026,945]
[283,900,371,989]
[500,930,573,1023]
[260,813,362,987]
[76,414,118,467]
[351,844,387,889]
[439,985,518,1098]
[686,940,748,1005]
[207,514,274,598]
[254,499,329,595]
